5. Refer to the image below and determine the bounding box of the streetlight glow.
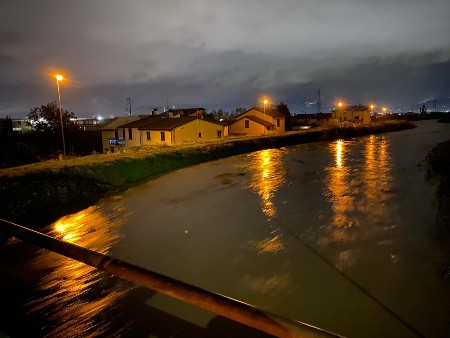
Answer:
[56,74,63,81]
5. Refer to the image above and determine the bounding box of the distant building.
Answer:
[291,113,331,129]
[331,105,371,124]
[228,107,286,136]
[0,117,32,134]
[71,117,108,131]
[164,107,206,118]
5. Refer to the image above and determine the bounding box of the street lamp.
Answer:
[263,99,268,134]
[56,74,66,157]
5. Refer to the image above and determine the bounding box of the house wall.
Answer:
[101,130,122,153]
[173,119,224,143]
[229,117,263,136]
[141,130,172,145]
[332,110,371,124]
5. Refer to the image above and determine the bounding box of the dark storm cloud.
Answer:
[1,0,450,116]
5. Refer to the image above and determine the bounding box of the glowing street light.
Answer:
[338,101,343,109]
[56,74,66,157]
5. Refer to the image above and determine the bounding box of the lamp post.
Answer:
[263,99,268,134]
[56,74,66,157]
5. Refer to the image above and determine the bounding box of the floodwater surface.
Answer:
[6,120,450,337]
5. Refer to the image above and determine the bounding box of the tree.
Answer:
[27,102,79,154]
[275,102,292,130]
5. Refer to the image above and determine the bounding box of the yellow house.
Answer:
[331,105,371,124]
[228,107,286,136]
[100,116,141,153]
[117,116,224,147]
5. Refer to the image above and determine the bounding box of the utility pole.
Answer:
[316,89,322,114]
[127,98,132,116]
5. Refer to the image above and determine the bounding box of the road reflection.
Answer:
[321,136,392,269]
[27,203,132,337]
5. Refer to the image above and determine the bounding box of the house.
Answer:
[332,105,371,124]
[100,116,141,153]
[111,115,224,150]
[228,107,286,136]
[139,116,224,145]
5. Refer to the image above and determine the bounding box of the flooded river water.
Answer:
[2,120,450,337]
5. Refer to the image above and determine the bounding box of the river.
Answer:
[1,120,450,337]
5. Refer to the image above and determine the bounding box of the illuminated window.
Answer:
[245,120,249,128]
[146,132,151,140]
[160,132,165,141]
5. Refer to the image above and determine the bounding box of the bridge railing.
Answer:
[0,218,343,338]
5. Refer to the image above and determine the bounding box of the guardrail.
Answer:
[0,218,343,338]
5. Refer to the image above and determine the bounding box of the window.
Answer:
[354,116,360,120]
[128,128,132,140]
[122,129,125,139]
[245,120,249,128]
[276,119,280,127]
[217,131,222,138]
[160,132,165,141]
[146,131,151,140]
[115,130,118,139]
[198,132,202,138]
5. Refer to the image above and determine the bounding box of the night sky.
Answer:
[1,0,450,117]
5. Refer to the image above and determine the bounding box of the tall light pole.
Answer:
[263,99,268,135]
[56,74,66,157]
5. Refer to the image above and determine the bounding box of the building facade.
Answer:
[331,105,371,124]
[228,107,286,136]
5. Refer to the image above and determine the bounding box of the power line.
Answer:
[273,218,425,338]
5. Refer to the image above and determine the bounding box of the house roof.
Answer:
[118,116,164,129]
[232,115,274,127]
[246,107,286,118]
[139,116,221,131]
[100,116,141,130]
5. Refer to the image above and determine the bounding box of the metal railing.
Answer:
[0,218,343,338]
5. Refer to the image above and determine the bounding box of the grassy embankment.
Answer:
[0,120,415,226]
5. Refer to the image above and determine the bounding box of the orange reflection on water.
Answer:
[245,148,287,219]
[243,148,287,255]
[320,140,357,246]
[29,204,131,337]
[321,136,392,267]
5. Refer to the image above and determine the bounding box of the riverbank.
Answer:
[0,120,415,227]
[426,138,450,242]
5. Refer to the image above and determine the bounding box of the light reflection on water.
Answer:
[27,203,132,337]
[243,148,287,255]
[320,136,393,269]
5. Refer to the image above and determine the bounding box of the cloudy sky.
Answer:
[1,0,450,117]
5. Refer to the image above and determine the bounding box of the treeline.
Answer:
[1,102,103,167]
